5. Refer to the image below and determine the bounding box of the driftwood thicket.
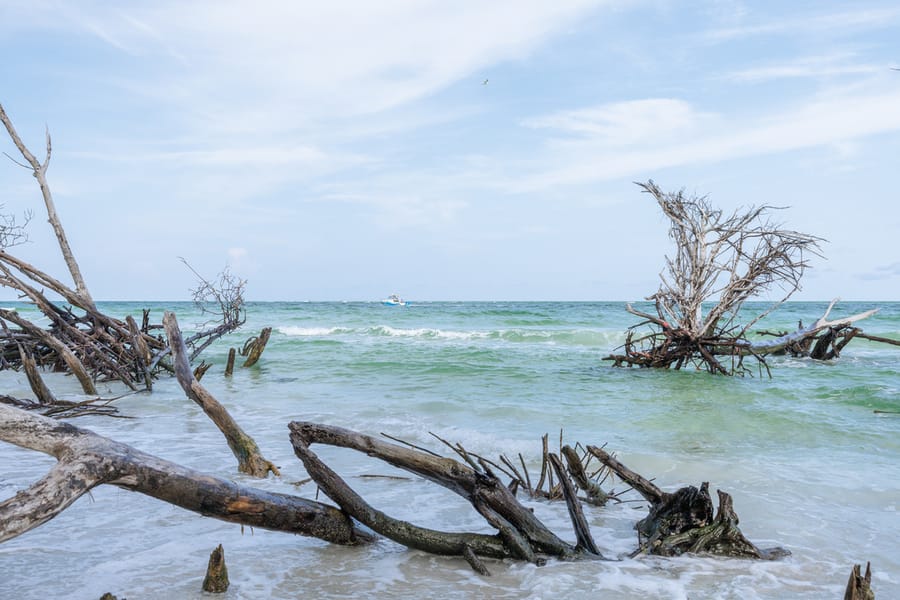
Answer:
[0,106,879,596]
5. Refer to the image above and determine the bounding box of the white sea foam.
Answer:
[279,325,349,336]
[279,323,625,348]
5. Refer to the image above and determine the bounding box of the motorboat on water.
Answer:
[382,294,409,306]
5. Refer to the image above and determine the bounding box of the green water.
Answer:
[1,300,898,598]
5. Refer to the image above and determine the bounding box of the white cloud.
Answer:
[523,99,714,146]
[506,85,900,190]
[43,0,606,129]
[726,53,881,83]
[705,6,900,42]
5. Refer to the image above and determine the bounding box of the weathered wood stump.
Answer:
[202,544,229,593]
[844,562,875,600]
[225,347,236,377]
[241,327,271,368]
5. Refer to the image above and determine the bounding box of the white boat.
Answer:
[382,294,409,306]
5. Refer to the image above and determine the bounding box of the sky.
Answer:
[0,0,898,302]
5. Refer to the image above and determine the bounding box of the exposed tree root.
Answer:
[587,446,789,560]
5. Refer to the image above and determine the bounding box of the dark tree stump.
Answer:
[241,327,271,367]
[202,544,229,593]
[844,562,875,600]
[225,347,236,377]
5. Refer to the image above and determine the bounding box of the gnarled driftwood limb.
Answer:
[0,404,373,545]
[164,311,279,478]
[289,422,587,569]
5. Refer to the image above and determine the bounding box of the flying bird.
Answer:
[892,67,900,71]
[482,78,489,85]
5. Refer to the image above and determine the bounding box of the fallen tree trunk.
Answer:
[163,311,279,478]
[2,409,791,577]
[0,404,372,545]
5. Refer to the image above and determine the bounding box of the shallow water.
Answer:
[1,301,898,599]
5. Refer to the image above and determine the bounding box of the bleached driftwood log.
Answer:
[742,299,878,355]
[0,404,373,545]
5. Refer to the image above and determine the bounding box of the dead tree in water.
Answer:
[0,103,244,406]
[605,181,884,375]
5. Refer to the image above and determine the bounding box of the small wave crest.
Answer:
[278,326,352,336]
[279,323,625,347]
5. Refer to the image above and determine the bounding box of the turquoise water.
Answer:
[1,300,898,599]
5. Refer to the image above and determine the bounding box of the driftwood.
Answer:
[193,360,211,381]
[0,406,793,580]
[587,446,789,560]
[240,327,272,367]
[0,404,372,546]
[163,311,279,478]
[743,299,878,356]
[0,307,98,394]
[0,393,123,419]
[0,104,246,405]
[202,544,230,593]
[603,181,890,375]
[289,422,592,565]
[0,104,95,311]
[18,343,56,405]
[844,562,875,600]
[607,300,884,376]
[225,347,237,376]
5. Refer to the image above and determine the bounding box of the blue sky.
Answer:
[1,0,899,301]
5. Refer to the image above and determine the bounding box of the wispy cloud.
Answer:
[505,85,900,190]
[725,53,882,83]
[523,99,716,146]
[705,6,900,42]
[51,1,605,126]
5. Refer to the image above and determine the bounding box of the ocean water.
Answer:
[0,300,898,599]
